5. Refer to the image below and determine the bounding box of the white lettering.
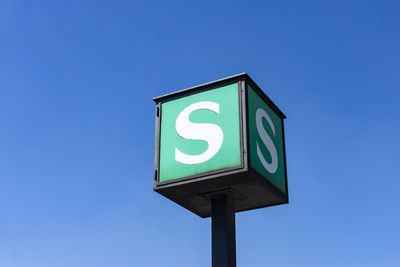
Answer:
[256,108,278,174]
[175,101,223,164]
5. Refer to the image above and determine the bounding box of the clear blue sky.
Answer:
[1,1,399,266]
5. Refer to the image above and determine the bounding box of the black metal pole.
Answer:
[211,194,236,267]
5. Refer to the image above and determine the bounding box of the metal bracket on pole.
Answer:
[211,193,236,267]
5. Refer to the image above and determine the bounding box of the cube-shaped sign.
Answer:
[153,73,288,218]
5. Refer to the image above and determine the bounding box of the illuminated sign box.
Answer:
[153,73,288,218]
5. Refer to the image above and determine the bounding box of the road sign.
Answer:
[159,83,241,182]
[153,73,288,218]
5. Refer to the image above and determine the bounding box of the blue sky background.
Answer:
[1,0,399,266]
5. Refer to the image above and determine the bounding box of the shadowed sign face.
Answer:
[159,83,241,182]
[248,86,286,194]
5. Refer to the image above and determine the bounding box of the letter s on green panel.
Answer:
[175,101,223,165]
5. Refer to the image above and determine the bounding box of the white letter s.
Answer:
[175,101,223,165]
[256,108,278,174]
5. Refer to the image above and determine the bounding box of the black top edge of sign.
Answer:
[152,72,286,119]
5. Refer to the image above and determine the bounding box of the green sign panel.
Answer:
[153,73,288,218]
[159,83,241,182]
[248,86,286,194]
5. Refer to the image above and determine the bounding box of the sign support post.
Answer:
[211,194,236,267]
